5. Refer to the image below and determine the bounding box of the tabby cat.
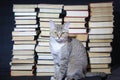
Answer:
[49,20,106,80]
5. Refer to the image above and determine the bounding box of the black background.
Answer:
[1,0,120,79]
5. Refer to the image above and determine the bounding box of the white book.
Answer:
[88,42,111,47]
[37,60,54,65]
[15,16,36,20]
[14,28,36,31]
[14,12,37,16]
[13,55,34,59]
[89,34,113,39]
[37,68,54,73]
[38,13,60,18]
[89,47,112,52]
[35,46,50,52]
[39,8,62,13]
[16,24,38,28]
[89,28,113,34]
[13,9,35,12]
[12,31,37,36]
[13,4,37,9]
[69,28,87,34]
[38,4,63,9]
[13,44,35,50]
[66,11,88,17]
[38,41,49,46]
[38,55,53,60]
[15,20,37,24]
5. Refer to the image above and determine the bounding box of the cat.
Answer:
[49,20,106,80]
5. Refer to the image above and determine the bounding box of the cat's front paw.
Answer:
[50,76,55,80]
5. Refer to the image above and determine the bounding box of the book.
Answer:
[38,41,49,46]
[39,21,61,27]
[89,21,113,28]
[88,42,111,47]
[89,34,113,40]
[75,34,88,42]
[69,28,87,34]
[69,22,86,29]
[66,11,88,17]
[11,59,34,64]
[40,18,62,22]
[15,20,37,24]
[37,60,54,65]
[14,40,36,45]
[39,8,62,13]
[14,12,37,16]
[14,28,36,32]
[38,4,63,9]
[12,55,34,59]
[89,47,112,52]
[89,2,113,8]
[36,72,54,76]
[90,68,111,74]
[88,52,110,57]
[12,36,35,41]
[12,31,37,36]
[15,16,36,20]
[89,28,113,34]
[90,16,113,22]
[13,44,35,50]
[13,4,37,9]
[12,50,34,55]
[13,9,35,12]
[89,39,113,43]
[35,46,50,52]
[16,24,38,28]
[11,70,33,76]
[64,17,86,22]
[64,5,88,10]
[38,13,60,18]
[11,64,34,70]
[89,57,111,64]
[89,64,109,69]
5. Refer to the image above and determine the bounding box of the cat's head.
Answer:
[50,20,70,43]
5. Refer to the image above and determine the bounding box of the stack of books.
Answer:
[11,4,38,76]
[88,2,113,74]
[35,4,63,76]
[64,5,89,47]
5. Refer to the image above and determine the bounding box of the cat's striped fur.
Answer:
[49,20,106,80]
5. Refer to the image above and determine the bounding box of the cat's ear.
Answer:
[49,20,55,29]
[64,22,70,30]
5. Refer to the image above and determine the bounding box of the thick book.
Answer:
[75,34,88,42]
[89,28,113,34]
[12,50,34,55]
[89,39,113,43]
[69,22,86,29]
[39,21,61,27]
[88,52,110,57]
[15,20,37,24]
[89,34,113,40]
[37,60,54,65]
[14,40,36,45]
[35,46,50,52]
[89,47,112,52]
[12,31,37,36]
[11,59,34,64]
[66,10,88,17]
[38,13,60,18]
[90,68,111,74]
[69,28,87,34]
[64,5,88,10]
[14,12,37,16]
[36,72,54,76]
[90,16,113,22]
[13,4,37,9]
[38,4,63,9]
[14,28,36,32]
[38,41,49,47]
[40,18,62,22]
[64,17,86,22]
[12,36,35,41]
[13,9,35,12]
[39,8,62,13]
[12,55,34,59]
[89,57,111,64]
[89,64,109,69]
[16,24,38,28]
[11,70,33,76]
[88,42,111,47]
[15,16,36,20]
[11,64,34,70]
[89,2,113,8]
[13,44,35,50]
[89,21,113,28]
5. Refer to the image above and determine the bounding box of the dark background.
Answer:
[1,0,120,79]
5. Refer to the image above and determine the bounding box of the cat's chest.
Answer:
[50,41,66,52]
